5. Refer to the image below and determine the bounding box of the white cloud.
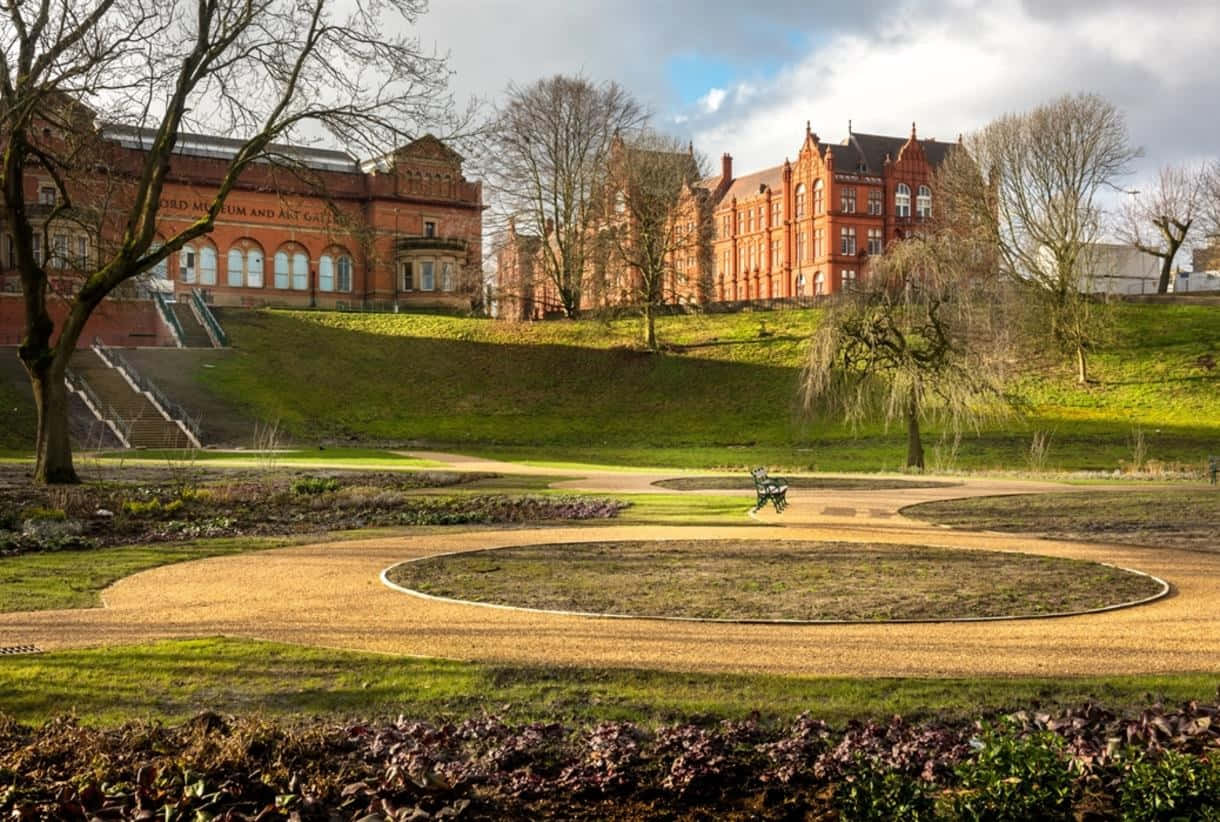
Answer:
[699,87,728,113]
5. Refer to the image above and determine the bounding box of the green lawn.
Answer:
[1,637,1216,728]
[189,304,1219,472]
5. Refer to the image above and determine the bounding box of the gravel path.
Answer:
[2,455,1214,678]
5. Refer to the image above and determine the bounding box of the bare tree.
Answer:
[958,93,1139,383]
[481,75,645,318]
[803,231,1011,470]
[603,132,707,349]
[1120,164,1203,294]
[1,0,455,484]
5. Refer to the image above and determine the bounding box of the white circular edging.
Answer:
[378,545,1172,626]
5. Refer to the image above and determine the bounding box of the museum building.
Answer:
[0,124,485,323]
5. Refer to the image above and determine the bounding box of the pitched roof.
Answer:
[103,124,360,173]
[722,164,785,202]
[846,132,957,174]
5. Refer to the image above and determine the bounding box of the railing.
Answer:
[191,288,228,347]
[92,336,203,446]
[65,368,131,448]
[152,290,185,347]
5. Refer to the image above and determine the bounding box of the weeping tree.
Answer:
[951,93,1139,383]
[482,75,645,318]
[803,231,1012,470]
[603,132,707,349]
[2,0,455,483]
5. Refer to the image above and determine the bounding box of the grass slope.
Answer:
[198,304,1218,471]
[2,637,1217,728]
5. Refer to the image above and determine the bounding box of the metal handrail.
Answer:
[91,336,203,442]
[191,288,228,346]
[65,368,131,448]
[152,290,185,345]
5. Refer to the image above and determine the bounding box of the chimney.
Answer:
[722,153,733,181]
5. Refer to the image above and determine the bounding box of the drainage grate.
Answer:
[0,645,42,656]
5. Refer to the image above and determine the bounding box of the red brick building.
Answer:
[495,121,957,317]
[1,124,484,329]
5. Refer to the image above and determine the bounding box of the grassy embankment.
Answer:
[192,304,1219,472]
[1,636,1217,728]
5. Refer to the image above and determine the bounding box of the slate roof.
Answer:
[843,132,957,174]
[722,164,785,202]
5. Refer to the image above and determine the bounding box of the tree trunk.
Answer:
[31,358,79,484]
[642,301,656,350]
[1075,344,1089,384]
[1157,255,1173,295]
[905,391,924,470]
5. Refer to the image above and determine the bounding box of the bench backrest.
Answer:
[751,467,769,485]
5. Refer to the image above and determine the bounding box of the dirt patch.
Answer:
[903,490,1220,553]
[652,476,961,491]
[387,539,1162,622]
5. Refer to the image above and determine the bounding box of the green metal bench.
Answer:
[751,467,789,513]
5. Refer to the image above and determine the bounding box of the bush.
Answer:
[21,506,66,521]
[833,760,935,821]
[291,475,341,495]
[1118,750,1220,821]
[120,498,184,518]
[948,730,1076,821]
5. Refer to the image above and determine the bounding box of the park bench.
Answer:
[1210,455,1218,485]
[750,467,789,514]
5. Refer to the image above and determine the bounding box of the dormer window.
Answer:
[424,221,436,238]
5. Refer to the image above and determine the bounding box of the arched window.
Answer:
[916,185,932,218]
[319,248,353,292]
[274,251,290,289]
[896,183,911,218]
[179,245,197,284]
[199,245,217,286]
[336,254,351,292]
[795,183,806,219]
[813,179,824,214]
[292,250,308,290]
[227,249,244,287]
[226,241,265,288]
[247,247,264,288]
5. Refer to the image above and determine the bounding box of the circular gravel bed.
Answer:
[385,540,1166,622]
[651,476,962,491]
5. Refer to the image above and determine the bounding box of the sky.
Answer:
[417,0,1220,186]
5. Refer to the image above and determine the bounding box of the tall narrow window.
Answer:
[318,255,335,291]
[771,200,781,224]
[813,179,824,214]
[796,273,806,296]
[38,186,55,206]
[896,183,911,218]
[814,272,825,296]
[52,234,67,266]
[180,246,196,283]
[247,248,264,288]
[916,185,932,218]
[76,236,88,266]
[867,228,884,255]
[292,251,308,290]
[401,261,414,290]
[840,227,856,255]
[841,269,857,290]
[227,249,244,287]
[797,231,806,263]
[440,262,454,291]
[814,228,824,259]
[274,252,290,289]
[31,235,41,265]
[424,220,436,237]
[420,261,435,291]
[737,211,745,233]
[868,189,883,215]
[795,184,807,219]
[199,246,217,285]
[336,255,351,291]
[840,187,856,213]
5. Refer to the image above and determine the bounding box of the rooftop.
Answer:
[103,124,361,174]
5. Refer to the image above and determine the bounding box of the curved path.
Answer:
[1,454,1216,678]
